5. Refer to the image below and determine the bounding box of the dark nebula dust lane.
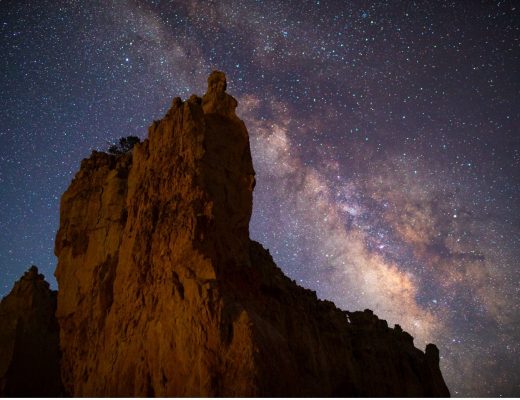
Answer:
[1,1,518,396]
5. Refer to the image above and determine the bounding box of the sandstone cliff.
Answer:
[5,71,450,396]
[0,266,63,396]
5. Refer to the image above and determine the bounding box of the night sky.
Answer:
[1,0,519,396]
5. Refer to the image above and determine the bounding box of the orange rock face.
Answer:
[53,71,450,396]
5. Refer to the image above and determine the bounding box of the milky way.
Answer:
[1,1,518,396]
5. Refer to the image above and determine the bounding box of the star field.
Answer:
[1,1,519,396]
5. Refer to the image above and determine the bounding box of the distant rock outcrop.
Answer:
[0,266,63,396]
[1,71,450,396]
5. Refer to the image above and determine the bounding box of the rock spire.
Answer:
[1,71,450,397]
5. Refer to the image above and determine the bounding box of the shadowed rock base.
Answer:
[0,266,63,396]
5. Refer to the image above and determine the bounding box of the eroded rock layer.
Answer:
[54,71,450,396]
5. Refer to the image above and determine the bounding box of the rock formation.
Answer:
[0,266,63,396]
[2,71,450,396]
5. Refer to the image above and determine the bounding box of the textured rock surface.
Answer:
[0,266,63,396]
[54,70,450,396]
